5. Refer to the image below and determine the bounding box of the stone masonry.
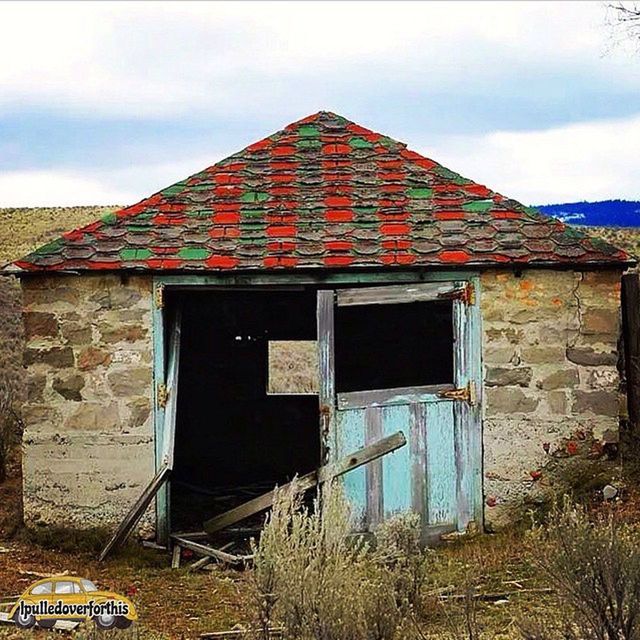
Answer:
[481,269,622,529]
[18,268,623,534]
[20,274,155,532]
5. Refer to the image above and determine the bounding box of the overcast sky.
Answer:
[1,1,639,207]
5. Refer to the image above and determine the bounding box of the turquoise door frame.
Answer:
[151,271,483,543]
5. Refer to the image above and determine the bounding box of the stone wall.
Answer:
[18,268,623,534]
[20,274,155,532]
[480,269,622,529]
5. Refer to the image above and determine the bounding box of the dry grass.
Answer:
[0,206,119,266]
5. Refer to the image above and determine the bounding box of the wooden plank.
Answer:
[203,431,407,535]
[187,542,233,572]
[200,627,283,639]
[409,403,426,522]
[171,536,250,565]
[337,384,453,410]
[317,290,336,464]
[365,407,383,528]
[156,270,480,289]
[163,307,182,469]
[98,463,170,561]
[152,278,169,542]
[381,405,412,517]
[336,282,462,307]
[623,273,640,431]
[171,544,182,569]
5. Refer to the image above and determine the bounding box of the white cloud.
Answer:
[0,170,134,207]
[0,1,637,118]
[421,114,640,204]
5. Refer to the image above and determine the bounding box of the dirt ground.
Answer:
[0,467,555,640]
[2,460,640,639]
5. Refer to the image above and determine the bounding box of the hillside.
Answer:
[0,206,119,266]
[537,200,640,228]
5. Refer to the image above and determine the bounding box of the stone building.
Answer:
[4,112,632,541]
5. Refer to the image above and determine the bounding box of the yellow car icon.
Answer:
[9,576,138,630]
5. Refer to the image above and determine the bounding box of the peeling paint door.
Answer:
[317,281,482,540]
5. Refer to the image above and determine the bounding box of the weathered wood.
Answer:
[98,463,170,561]
[163,308,182,469]
[622,273,640,430]
[364,407,383,528]
[337,384,454,410]
[171,536,250,565]
[171,544,182,569]
[203,431,407,535]
[317,290,336,464]
[336,282,462,307]
[200,627,283,639]
[187,542,233,572]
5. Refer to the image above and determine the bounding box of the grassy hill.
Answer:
[0,206,119,265]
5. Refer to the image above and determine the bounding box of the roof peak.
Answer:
[9,112,632,272]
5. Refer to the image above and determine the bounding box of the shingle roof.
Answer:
[9,111,632,272]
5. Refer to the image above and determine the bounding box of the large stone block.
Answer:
[24,347,74,368]
[486,388,539,414]
[485,366,532,387]
[65,402,121,430]
[52,371,85,401]
[566,346,617,366]
[23,312,59,339]
[107,367,152,397]
[581,308,619,335]
[538,368,580,390]
[573,390,618,417]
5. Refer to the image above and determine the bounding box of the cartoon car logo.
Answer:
[8,576,138,630]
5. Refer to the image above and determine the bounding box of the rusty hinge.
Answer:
[157,383,169,408]
[460,281,476,306]
[438,282,475,305]
[438,381,476,405]
[154,284,164,310]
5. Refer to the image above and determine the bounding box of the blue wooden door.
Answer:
[317,281,481,540]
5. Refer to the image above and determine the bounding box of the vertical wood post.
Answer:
[622,273,640,431]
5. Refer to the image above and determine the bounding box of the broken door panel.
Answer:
[317,281,480,539]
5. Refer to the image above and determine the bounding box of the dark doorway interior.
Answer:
[169,289,319,533]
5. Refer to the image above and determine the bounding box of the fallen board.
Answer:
[171,536,252,565]
[204,430,406,535]
[98,463,170,561]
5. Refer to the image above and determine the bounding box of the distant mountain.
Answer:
[535,200,640,228]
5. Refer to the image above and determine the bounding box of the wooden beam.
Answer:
[171,536,250,565]
[171,544,182,569]
[335,282,462,306]
[98,463,170,561]
[200,627,283,639]
[622,273,640,431]
[203,431,407,535]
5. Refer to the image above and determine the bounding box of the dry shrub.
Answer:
[0,368,24,484]
[249,481,430,640]
[521,497,640,640]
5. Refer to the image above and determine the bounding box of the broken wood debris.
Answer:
[171,536,252,566]
[98,463,170,561]
[200,626,283,639]
[203,430,406,535]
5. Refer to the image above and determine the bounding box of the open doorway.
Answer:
[167,288,320,534]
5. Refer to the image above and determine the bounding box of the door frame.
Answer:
[151,270,483,543]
